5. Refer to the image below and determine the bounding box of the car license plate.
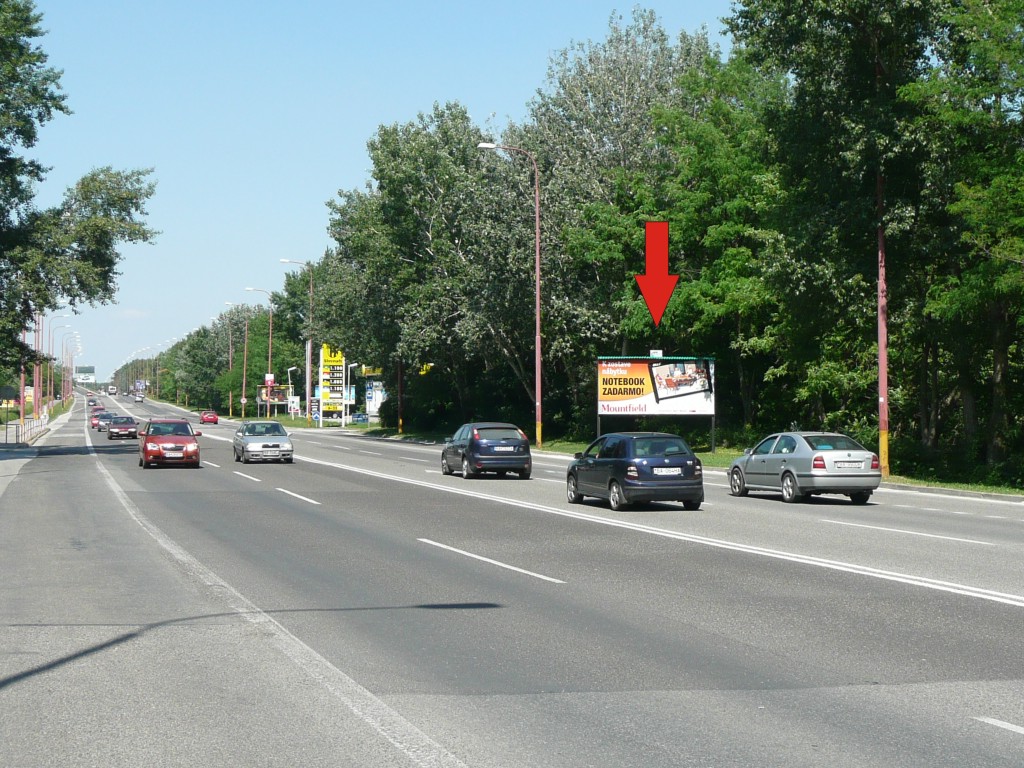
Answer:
[493,446,514,452]
[836,461,861,468]
[165,451,183,458]
[264,450,280,457]
[653,467,681,475]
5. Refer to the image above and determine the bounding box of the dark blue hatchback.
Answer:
[441,422,532,480]
[566,432,704,510]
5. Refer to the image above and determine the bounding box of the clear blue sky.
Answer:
[32,0,734,381]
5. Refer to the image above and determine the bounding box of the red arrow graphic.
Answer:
[635,221,678,327]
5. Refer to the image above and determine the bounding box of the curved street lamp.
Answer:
[477,141,543,448]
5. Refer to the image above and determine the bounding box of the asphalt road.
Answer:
[1,396,1022,767]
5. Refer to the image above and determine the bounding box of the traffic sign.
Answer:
[240,397,248,404]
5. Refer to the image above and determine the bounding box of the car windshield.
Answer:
[802,434,866,451]
[476,427,521,440]
[112,417,134,424]
[151,423,193,437]
[633,437,691,458]
[245,423,286,436]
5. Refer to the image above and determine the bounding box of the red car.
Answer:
[90,411,105,428]
[199,410,219,424]
[139,418,202,468]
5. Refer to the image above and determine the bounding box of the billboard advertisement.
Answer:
[597,357,714,416]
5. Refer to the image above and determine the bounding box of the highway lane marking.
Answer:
[276,488,321,505]
[401,456,428,463]
[973,717,1024,736]
[359,450,383,456]
[297,454,1024,609]
[418,539,565,584]
[233,471,261,482]
[820,520,995,545]
[88,456,468,768]
[203,461,221,468]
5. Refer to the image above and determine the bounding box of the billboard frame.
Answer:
[596,356,717,451]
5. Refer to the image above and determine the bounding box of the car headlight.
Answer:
[146,442,159,450]
[185,443,199,452]
[282,442,293,451]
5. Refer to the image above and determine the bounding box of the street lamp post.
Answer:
[477,141,543,448]
[281,259,314,426]
[343,362,358,427]
[48,321,72,404]
[287,365,298,416]
[246,287,274,417]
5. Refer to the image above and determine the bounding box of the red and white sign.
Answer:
[265,373,275,385]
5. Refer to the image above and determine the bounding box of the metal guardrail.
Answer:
[2,415,47,445]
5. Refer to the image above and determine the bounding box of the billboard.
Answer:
[597,357,714,416]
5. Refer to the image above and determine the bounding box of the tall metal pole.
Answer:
[477,142,543,448]
[242,319,249,419]
[877,170,889,476]
[281,259,315,426]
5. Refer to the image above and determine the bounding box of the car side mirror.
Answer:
[743,447,753,455]
[444,436,453,443]
[573,452,583,459]
[194,431,202,437]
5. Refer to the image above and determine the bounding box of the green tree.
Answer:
[0,1,156,372]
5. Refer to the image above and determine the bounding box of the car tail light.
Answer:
[517,429,528,441]
[626,464,639,478]
[472,428,480,439]
[812,455,826,470]
[871,454,880,469]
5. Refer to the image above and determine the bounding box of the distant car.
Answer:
[139,418,202,468]
[95,411,116,432]
[199,410,219,424]
[441,422,532,479]
[134,394,144,403]
[107,415,138,440]
[566,432,704,510]
[232,420,294,463]
[90,411,105,429]
[728,431,881,504]
[87,398,98,407]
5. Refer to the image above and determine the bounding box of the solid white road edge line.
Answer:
[89,443,468,768]
[820,520,996,546]
[418,539,565,584]
[296,454,1024,609]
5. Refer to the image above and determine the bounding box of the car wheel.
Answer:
[608,481,628,511]
[241,453,249,464]
[441,454,453,475]
[234,449,241,462]
[729,468,748,497]
[849,491,871,505]
[138,456,143,467]
[683,499,701,511]
[284,457,293,464]
[567,474,583,503]
[781,472,803,503]
[519,470,530,480]
[462,456,476,479]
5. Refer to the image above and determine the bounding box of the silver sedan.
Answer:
[728,431,881,504]
[232,421,294,464]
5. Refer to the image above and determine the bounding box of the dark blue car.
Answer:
[566,432,704,510]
